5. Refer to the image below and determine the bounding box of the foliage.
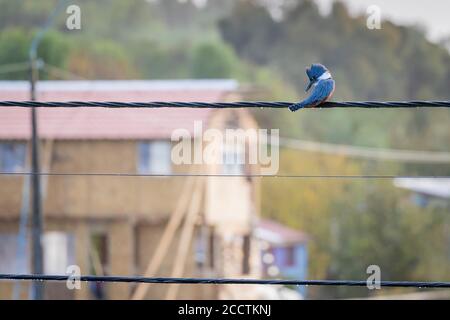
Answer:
[262,149,450,298]
[190,41,238,78]
[219,0,450,150]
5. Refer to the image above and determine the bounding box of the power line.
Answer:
[0,172,447,179]
[1,274,450,288]
[0,100,450,109]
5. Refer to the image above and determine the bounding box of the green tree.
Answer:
[190,41,238,78]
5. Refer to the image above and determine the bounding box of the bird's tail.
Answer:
[288,101,305,112]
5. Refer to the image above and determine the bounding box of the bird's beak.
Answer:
[305,80,314,92]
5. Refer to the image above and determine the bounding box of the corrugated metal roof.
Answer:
[0,80,238,140]
[255,219,309,246]
[393,178,450,199]
[0,79,238,91]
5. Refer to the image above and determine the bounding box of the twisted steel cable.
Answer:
[1,274,450,288]
[0,100,450,108]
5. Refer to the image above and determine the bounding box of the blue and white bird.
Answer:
[289,63,335,111]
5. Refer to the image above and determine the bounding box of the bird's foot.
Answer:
[288,103,303,112]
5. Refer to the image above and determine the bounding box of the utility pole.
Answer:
[29,55,44,300]
[28,0,68,300]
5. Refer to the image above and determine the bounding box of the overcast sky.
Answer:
[315,0,450,42]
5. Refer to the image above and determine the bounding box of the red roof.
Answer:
[255,219,309,246]
[0,80,238,140]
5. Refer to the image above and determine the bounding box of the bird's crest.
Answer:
[306,63,328,81]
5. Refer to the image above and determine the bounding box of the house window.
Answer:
[208,229,216,269]
[285,246,296,267]
[195,226,216,271]
[42,232,76,274]
[90,232,109,274]
[195,230,207,269]
[0,233,29,274]
[138,141,172,174]
[0,143,26,172]
[242,234,251,275]
[89,232,108,299]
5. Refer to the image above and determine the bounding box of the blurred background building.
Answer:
[394,178,450,208]
[256,219,309,297]
[0,79,304,299]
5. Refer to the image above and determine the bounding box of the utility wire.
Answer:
[1,274,450,288]
[0,172,447,179]
[0,101,450,109]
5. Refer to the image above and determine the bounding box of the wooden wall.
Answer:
[0,108,263,299]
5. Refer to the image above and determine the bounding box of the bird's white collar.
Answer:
[317,71,331,81]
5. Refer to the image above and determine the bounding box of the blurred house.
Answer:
[0,79,266,300]
[255,219,309,297]
[394,178,450,208]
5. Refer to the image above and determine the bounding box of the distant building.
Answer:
[0,80,267,299]
[255,219,309,297]
[394,178,450,208]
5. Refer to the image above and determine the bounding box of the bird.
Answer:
[289,63,335,111]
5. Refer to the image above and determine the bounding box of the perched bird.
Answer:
[289,63,335,111]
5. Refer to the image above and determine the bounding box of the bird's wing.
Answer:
[289,79,335,111]
[303,79,335,107]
